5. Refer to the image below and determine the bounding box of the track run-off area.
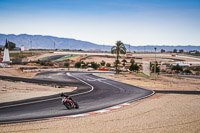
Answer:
[0,72,154,124]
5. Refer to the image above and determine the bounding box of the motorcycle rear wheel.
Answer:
[64,102,72,109]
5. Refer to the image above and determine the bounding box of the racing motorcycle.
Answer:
[62,96,79,109]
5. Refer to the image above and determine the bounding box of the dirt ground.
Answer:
[0,80,76,103]
[0,67,76,103]
[0,66,37,78]
[96,73,200,91]
[0,65,200,132]
[27,53,200,69]
[83,54,200,66]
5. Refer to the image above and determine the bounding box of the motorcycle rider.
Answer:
[60,93,74,104]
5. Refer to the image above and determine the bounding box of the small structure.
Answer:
[0,40,12,67]
[0,50,2,63]
[21,45,25,51]
[160,65,167,71]
[143,61,150,76]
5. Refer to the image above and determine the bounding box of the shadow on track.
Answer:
[154,90,200,95]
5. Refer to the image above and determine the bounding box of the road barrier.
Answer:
[23,68,89,72]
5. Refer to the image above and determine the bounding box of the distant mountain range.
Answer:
[0,34,199,52]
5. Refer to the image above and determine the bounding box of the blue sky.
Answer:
[0,0,200,46]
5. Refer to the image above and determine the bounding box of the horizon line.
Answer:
[0,33,200,47]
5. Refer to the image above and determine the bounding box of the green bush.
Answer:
[183,69,192,73]
[36,59,41,64]
[64,63,70,68]
[90,62,99,70]
[75,61,85,68]
[130,63,139,72]
[151,61,160,73]
[106,63,111,67]
[171,64,183,73]
[100,60,106,66]
[40,61,46,66]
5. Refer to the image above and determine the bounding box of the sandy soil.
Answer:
[82,55,200,69]
[0,66,76,103]
[0,66,37,78]
[0,80,76,103]
[96,73,200,91]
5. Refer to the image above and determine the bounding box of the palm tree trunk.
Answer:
[116,54,119,74]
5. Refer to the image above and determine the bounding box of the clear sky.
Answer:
[0,0,200,46]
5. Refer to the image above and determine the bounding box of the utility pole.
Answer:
[30,40,32,50]
[154,47,157,80]
[30,40,32,55]
[54,42,56,50]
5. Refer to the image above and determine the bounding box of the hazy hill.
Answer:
[0,34,108,51]
[0,34,199,52]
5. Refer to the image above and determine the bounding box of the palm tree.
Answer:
[121,59,127,68]
[111,41,126,74]
[130,58,135,64]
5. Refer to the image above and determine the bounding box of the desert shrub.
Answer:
[75,61,85,68]
[171,64,183,73]
[90,62,99,70]
[106,63,111,67]
[40,61,46,66]
[64,63,70,68]
[151,61,160,73]
[183,69,192,73]
[100,60,106,66]
[130,63,139,72]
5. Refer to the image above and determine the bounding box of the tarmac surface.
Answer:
[0,72,154,124]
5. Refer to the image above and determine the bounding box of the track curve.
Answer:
[0,72,154,124]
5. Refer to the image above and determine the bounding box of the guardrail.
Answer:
[23,68,89,72]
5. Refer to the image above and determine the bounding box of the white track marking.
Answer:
[66,73,94,97]
[67,114,88,117]
[94,110,109,113]
[0,72,155,123]
[0,97,60,109]
[85,75,125,92]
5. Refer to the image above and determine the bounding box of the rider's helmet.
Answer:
[60,92,64,97]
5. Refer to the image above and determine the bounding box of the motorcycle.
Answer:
[62,97,79,109]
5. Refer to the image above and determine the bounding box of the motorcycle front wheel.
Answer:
[74,102,79,109]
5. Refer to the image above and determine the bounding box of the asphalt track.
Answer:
[0,72,154,124]
[40,55,65,61]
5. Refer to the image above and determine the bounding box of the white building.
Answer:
[0,40,12,67]
[21,45,25,51]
